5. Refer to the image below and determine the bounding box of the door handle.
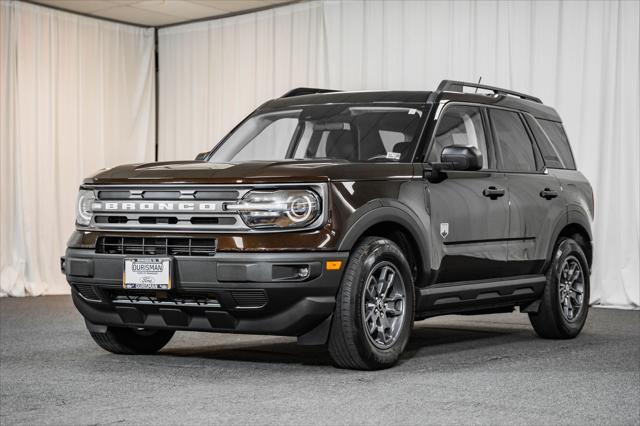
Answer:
[482,186,505,200]
[540,188,559,200]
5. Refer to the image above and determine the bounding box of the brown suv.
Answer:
[62,80,594,369]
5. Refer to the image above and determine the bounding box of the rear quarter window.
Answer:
[537,119,576,169]
[524,116,564,169]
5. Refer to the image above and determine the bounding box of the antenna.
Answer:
[474,76,482,93]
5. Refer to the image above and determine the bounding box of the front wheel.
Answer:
[529,237,590,339]
[89,326,175,355]
[328,237,414,370]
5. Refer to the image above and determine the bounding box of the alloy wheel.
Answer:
[558,255,585,322]
[361,261,406,349]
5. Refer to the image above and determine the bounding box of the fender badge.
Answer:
[440,223,449,239]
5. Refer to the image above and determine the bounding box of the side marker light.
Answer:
[326,261,342,271]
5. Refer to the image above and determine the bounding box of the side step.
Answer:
[416,275,546,318]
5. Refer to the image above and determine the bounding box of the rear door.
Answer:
[487,108,565,275]
[425,104,510,283]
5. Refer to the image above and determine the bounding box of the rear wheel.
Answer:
[89,326,175,354]
[328,237,414,370]
[529,237,590,339]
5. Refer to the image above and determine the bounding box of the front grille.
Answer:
[74,284,102,301]
[83,184,325,232]
[87,186,250,232]
[231,290,268,308]
[97,189,239,200]
[93,216,236,226]
[96,236,217,256]
[111,293,221,308]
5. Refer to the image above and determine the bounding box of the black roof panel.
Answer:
[437,91,561,121]
[260,87,561,122]
[264,90,432,109]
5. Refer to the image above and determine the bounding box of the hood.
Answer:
[84,160,415,185]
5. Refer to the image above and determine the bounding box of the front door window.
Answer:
[428,105,491,169]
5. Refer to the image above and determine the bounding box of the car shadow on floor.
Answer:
[158,321,535,368]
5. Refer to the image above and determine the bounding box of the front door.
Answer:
[425,104,510,283]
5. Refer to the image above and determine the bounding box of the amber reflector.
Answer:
[326,261,342,270]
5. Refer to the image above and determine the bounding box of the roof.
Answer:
[260,81,561,122]
[264,90,432,109]
[436,91,561,121]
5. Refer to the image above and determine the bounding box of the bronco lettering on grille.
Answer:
[92,201,218,212]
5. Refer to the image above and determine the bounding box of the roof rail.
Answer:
[430,80,542,104]
[281,87,340,98]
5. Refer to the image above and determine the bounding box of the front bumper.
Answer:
[63,248,348,342]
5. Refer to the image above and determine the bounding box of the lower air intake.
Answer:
[231,290,268,308]
[111,293,221,308]
[96,236,217,257]
[74,284,101,302]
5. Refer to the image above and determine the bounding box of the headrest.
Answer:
[313,122,350,131]
[325,130,357,161]
[392,142,411,155]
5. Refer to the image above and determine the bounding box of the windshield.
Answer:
[209,104,425,163]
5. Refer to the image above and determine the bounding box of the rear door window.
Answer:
[489,109,537,172]
[538,119,576,169]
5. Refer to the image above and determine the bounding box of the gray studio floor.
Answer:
[1,296,638,425]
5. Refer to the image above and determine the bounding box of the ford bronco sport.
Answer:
[62,80,594,370]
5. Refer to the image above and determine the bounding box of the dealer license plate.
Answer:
[123,257,172,290]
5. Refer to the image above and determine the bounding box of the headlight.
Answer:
[227,189,322,229]
[76,189,95,226]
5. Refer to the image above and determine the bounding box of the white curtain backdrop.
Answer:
[158,0,639,308]
[158,1,326,161]
[0,1,156,296]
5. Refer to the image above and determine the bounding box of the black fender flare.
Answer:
[543,205,593,271]
[337,199,431,276]
[567,206,593,241]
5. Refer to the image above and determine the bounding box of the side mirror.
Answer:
[195,152,208,161]
[440,145,483,171]
[426,145,482,182]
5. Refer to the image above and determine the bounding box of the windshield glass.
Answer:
[209,104,425,163]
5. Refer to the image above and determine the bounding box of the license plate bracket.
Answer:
[123,257,172,290]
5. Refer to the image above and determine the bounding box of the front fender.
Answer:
[337,199,431,280]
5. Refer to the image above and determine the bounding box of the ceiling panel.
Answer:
[29,0,121,14]
[191,0,290,13]
[132,0,227,19]
[30,0,296,26]
[93,4,179,26]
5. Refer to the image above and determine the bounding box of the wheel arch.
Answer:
[546,207,593,271]
[337,202,431,285]
[557,223,593,268]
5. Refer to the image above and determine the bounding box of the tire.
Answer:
[328,237,414,370]
[529,237,590,339]
[89,326,175,355]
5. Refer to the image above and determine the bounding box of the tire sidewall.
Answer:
[348,238,415,367]
[548,238,590,336]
